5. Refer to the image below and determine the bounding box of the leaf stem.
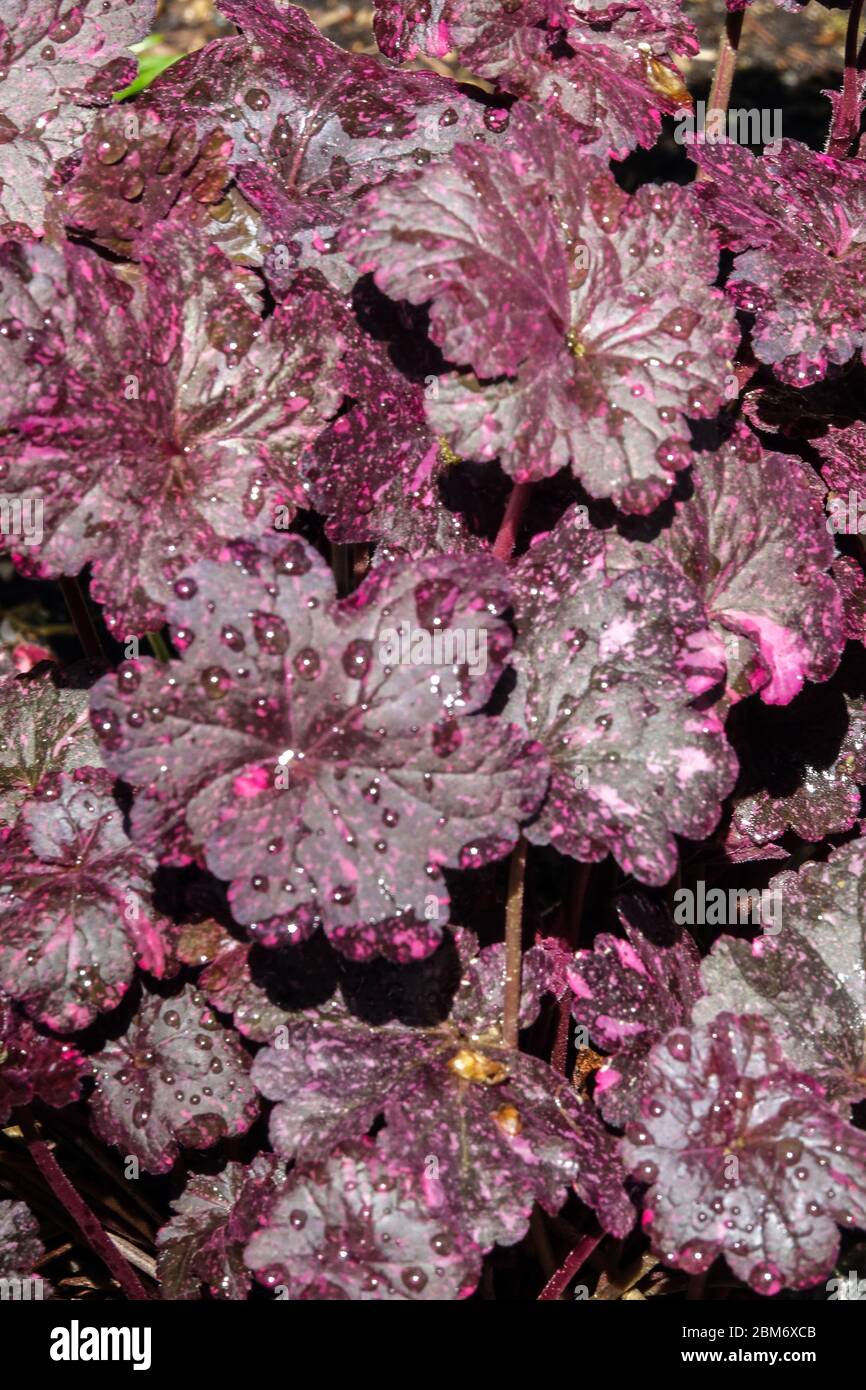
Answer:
[58,577,104,663]
[17,1108,150,1301]
[827,0,865,156]
[492,482,532,563]
[694,10,745,183]
[537,1228,602,1300]
[503,836,528,1049]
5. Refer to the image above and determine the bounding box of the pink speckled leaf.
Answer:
[251,939,634,1248]
[0,667,101,833]
[597,428,844,705]
[344,111,736,512]
[0,0,156,234]
[372,0,451,60]
[568,896,701,1127]
[0,230,344,636]
[147,0,504,291]
[814,421,866,495]
[623,1013,866,1293]
[90,538,547,960]
[245,1141,482,1299]
[512,524,737,885]
[0,769,170,1031]
[157,1156,287,1300]
[0,994,89,1123]
[89,981,259,1173]
[694,841,866,1102]
[694,140,866,386]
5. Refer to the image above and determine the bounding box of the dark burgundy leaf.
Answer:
[0,994,89,1123]
[157,1156,286,1299]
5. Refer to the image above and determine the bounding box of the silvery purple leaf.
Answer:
[344,110,736,512]
[623,1013,866,1293]
[693,841,866,1102]
[512,522,737,886]
[245,1141,482,1299]
[0,230,344,636]
[90,538,548,960]
[0,769,170,1030]
[0,1199,48,1292]
[90,981,259,1173]
[251,938,634,1249]
[596,428,844,706]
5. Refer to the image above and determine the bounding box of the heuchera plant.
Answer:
[1,0,866,1304]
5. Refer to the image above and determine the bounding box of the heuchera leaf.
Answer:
[157,1156,287,1300]
[90,537,547,960]
[0,668,101,833]
[729,677,866,846]
[251,937,634,1249]
[0,229,344,635]
[0,993,89,1123]
[0,0,156,234]
[146,0,505,291]
[0,769,170,1030]
[0,1199,47,1287]
[595,428,845,705]
[244,1141,483,1300]
[814,421,866,495]
[431,0,695,159]
[90,981,260,1173]
[693,842,866,1102]
[568,896,701,1126]
[694,140,866,386]
[301,322,442,546]
[344,110,737,512]
[511,517,737,885]
[56,109,234,255]
[623,1013,866,1293]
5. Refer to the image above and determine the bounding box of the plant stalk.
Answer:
[503,837,528,1049]
[18,1109,150,1300]
[827,0,865,156]
[146,629,172,663]
[537,1229,602,1301]
[492,482,532,563]
[59,576,104,663]
[695,10,745,183]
